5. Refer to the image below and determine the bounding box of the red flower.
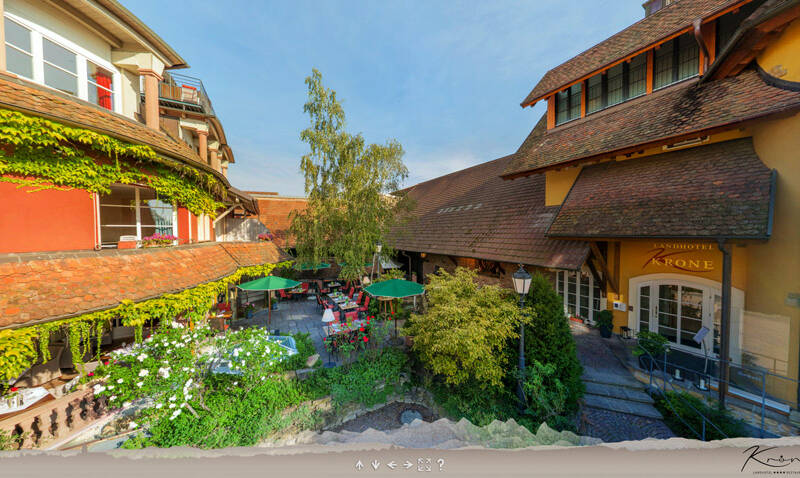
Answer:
[104,361,110,366]
[10,387,18,392]
[363,336,369,343]
[350,340,354,343]
[87,372,94,377]
[359,327,364,332]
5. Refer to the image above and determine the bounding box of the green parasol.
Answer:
[294,262,331,271]
[364,279,424,341]
[238,276,301,328]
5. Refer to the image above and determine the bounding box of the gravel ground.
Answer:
[331,402,439,433]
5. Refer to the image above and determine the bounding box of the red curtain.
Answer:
[96,70,112,110]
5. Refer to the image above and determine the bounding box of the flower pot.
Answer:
[599,325,613,338]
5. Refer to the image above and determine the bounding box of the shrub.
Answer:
[405,267,526,388]
[304,347,408,407]
[595,310,613,329]
[634,331,670,358]
[522,273,584,413]
[654,391,749,440]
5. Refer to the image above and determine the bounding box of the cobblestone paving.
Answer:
[578,406,675,442]
[572,323,675,442]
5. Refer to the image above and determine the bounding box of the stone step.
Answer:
[582,394,664,420]
[584,382,654,404]
[582,367,647,390]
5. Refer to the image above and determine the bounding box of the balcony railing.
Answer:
[148,72,216,117]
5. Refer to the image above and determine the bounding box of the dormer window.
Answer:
[654,33,698,90]
[555,82,582,125]
[582,52,648,118]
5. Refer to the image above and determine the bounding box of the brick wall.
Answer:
[0,241,287,328]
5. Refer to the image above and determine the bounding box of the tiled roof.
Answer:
[521,0,743,105]
[254,197,309,247]
[504,69,800,177]
[0,73,222,183]
[393,151,589,270]
[547,138,774,239]
[0,241,290,329]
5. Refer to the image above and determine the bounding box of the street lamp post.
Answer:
[512,265,532,413]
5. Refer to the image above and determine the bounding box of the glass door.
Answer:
[638,280,716,352]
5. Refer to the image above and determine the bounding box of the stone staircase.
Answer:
[582,366,663,419]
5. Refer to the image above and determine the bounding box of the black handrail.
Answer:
[637,338,729,441]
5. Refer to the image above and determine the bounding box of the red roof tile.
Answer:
[0,241,289,329]
[504,69,800,177]
[547,138,774,238]
[393,154,589,270]
[521,0,745,106]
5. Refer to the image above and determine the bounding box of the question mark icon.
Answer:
[437,458,445,471]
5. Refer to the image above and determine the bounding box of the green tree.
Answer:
[522,273,584,412]
[406,267,527,388]
[290,69,410,280]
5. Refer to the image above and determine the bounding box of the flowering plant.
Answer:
[257,232,275,242]
[141,233,177,247]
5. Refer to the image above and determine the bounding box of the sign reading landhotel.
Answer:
[644,242,715,273]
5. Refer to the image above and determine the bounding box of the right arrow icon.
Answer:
[403,461,413,469]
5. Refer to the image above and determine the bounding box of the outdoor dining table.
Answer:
[328,318,366,335]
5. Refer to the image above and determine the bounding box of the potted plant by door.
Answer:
[596,310,614,338]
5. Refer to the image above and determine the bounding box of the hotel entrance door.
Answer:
[637,280,720,354]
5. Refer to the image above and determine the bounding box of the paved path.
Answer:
[572,323,675,442]
[230,297,348,366]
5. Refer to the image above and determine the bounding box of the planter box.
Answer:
[117,240,137,249]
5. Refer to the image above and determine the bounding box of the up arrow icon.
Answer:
[355,460,364,471]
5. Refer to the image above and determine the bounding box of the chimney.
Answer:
[642,0,676,17]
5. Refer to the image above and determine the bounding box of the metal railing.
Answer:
[149,72,216,117]
[636,340,729,441]
[636,337,800,439]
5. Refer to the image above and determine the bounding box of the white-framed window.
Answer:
[98,184,177,248]
[3,12,120,112]
[556,270,604,323]
[197,214,211,242]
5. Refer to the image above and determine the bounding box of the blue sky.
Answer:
[130,1,643,196]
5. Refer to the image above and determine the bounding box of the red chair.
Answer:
[279,289,289,300]
[301,282,309,294]
[345,311,358,322]
[333,311,341,322]
[358,296,371,313]
[347,287,355,299]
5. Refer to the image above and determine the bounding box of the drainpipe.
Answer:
[717,238,732,408]
[694,19,710,74]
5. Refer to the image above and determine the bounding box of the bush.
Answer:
[595,310,613,329]
[654,391,749,440]
[303,347,408,407]
[522,273,584,414]
[405,267,525,388]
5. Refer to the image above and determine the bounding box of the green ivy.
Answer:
[0,108,225,216]
[0,260,293,389]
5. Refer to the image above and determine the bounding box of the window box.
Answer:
[117,240,138,250]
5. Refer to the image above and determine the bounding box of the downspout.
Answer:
[717,238,732,408]
[694,19,710,75]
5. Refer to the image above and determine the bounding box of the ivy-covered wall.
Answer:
[0,260,293,388]
[0,108,226,216]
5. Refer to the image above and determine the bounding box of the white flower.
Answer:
[136,382,143,388]
[155,403,163,409]
[107,385,114,390]
[136,353,147,362]
[169,395,177,401]
[117,379,123,384]
[185,394,192,400]
[109,395,117,401]
[123,401,131,407]
[233,381,238,386]
[138,369,149,377]
[129,422,138,429]
[169,403,176,409]
[93,385,106,394]
[180,402,186,408]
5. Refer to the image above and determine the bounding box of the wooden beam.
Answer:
[590,242,618,293]
[586,258,604,291]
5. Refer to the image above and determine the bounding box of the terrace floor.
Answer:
[230,297,347,366]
